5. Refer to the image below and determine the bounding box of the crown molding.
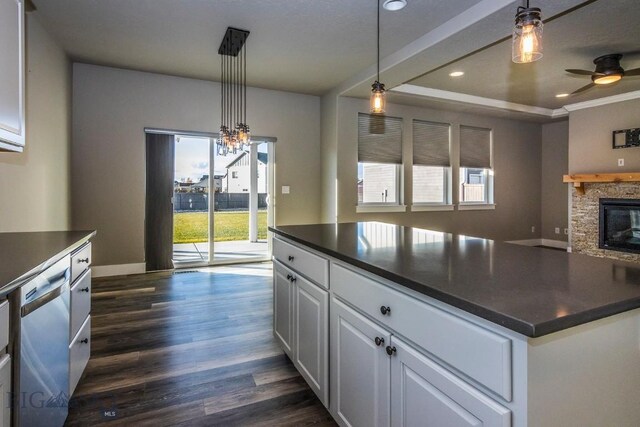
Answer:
[392,84,569,119]
[562,90,640,112]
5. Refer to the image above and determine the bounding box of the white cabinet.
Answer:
[69,316,91,395]
[0,0,25,151]
[0,355,10,427]
[390,337,511,427]
[274,260,294,357]
[330,298,391,427]
[294,274,328,406]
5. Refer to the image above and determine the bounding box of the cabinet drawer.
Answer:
[332,263,512,401]
[71,243,91,285]
[69,315,91,396]
[70,269,91,341]
[0,355,10,427]
[273,237,328,289]
[0,301,8,351]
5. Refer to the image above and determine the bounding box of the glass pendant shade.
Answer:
[512,7,543,64]
[370,81,386,114]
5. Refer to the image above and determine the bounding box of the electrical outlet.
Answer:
[531,226,535,233]
[564,228,569,235]
[555,227,560,234]
[282,186,290,194]
[618,158,625,167]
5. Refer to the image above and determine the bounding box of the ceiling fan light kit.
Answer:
[512,1,543,64]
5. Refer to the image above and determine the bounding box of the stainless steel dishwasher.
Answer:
[17,256,70,427]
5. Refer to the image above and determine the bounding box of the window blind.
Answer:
[412,120,450,167]
[358,113,403,164]
[459,125,491,169]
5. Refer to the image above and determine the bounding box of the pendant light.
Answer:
[370,0,386,114]
[218,27,250,155]
[512,0,543,64]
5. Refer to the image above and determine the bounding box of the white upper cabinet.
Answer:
[0,0,25,152]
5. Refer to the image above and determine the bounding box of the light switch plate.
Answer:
[282,186,290,194]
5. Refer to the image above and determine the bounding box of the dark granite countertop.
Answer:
[269,222,640,338]
[0,230,96,297]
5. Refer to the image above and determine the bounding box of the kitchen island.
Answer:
[269,222,640,427]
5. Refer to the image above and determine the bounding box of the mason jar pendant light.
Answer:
[512,1,543,64]
[370,0,386,114]
[218,27,251,155]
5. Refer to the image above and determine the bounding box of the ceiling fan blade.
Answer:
[624,68,640,76]
[571,83,596,95]
[565,69,597,76]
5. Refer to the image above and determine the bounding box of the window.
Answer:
[232,171,238,179]
[412,120,451,205]
[357,113,403,207]
[459,126,493,205]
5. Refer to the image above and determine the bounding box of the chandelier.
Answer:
[218,27,250,155]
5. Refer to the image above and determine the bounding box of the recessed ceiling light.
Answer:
[555,93,569,98]
[383,0,407,11]
[449,71,464,77]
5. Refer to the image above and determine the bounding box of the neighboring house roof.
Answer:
[224,150,268,169]
[192,177,209,188]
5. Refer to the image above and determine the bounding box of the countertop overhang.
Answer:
[269,222,640,338]
[0,230,96,297]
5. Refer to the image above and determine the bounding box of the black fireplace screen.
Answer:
[599,198,640,254]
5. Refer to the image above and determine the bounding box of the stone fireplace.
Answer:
[571,182,640,263]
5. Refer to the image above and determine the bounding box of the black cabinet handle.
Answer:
[386,345,397,356]
[80,338,89,344]
[380,306,391,315]
[374,337,385,346]
[80,287,90,293]
[290,276,297,283]
[288,255,295,262]
[287,274,292,280]
[78,258,90,264]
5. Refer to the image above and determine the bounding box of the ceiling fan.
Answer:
[566,54,640,95]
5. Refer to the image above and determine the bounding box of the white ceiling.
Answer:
[32,0,480,95]
[408,0,640,109]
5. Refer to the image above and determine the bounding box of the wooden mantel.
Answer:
[563,173,640,195]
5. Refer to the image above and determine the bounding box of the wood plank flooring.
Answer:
[65,263,336,426]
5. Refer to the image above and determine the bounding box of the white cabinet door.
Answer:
[391,337,511,427]
[0,355,10,427]
[294,275,328,407]
[0,0,25,151]
[331,297,391,427]
[273,261,294,357]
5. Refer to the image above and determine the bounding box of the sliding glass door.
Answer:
[172,135,273,267]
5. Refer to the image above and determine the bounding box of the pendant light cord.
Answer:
[377,0,380,82]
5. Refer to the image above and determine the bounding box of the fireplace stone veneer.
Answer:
[571,182,640,263]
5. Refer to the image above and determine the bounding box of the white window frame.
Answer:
[411,165,453,211]
[357,162,406,213]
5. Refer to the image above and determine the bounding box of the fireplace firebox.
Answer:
[599,198,640,254]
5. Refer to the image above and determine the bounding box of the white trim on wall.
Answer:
[506,239,568,249]
[92,263,146,278]
[562,90,640,112]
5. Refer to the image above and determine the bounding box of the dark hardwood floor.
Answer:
[65,263,336,426]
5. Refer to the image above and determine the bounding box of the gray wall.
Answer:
[72,64,321,266]
[0,15,71,232]
[568,98,640,173]
[331,97,542,241]
[541,121,569,241]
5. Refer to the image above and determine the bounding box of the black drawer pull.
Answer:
[386,345,396,356]
[80,338,89,344]
[380,306,391,315]
[290,276,297,283]
[287,274,292,280]
[288,255,295,262]
[80,287,90,293]
[374,337,385,346]
[77,258,90,264]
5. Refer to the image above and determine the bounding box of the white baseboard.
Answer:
[92,263,146,278]
[506,238,568,250]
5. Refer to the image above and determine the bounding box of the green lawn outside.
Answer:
[174,211,267,243]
